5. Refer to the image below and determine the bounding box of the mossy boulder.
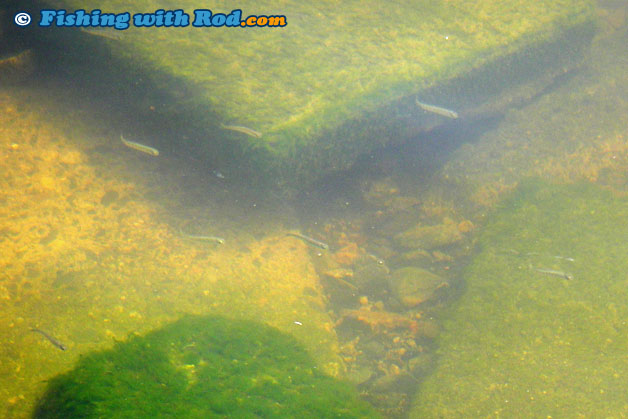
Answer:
[389,266,448,308]
[34,315,379,418]
[54,0,595,188]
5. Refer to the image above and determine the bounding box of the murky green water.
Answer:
[1,0,627,417]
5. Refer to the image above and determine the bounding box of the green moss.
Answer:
[60,0,596,185]
[412,179,628,416]
[34,315,378,418]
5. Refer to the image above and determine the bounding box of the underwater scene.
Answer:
[0,0,627,417]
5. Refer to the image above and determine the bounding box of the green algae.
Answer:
[34,315,379,418]
[57,0,596,186]
[411,179,628,417]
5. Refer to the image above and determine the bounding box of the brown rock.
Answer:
[399,249,432,264]
[457,219,475,233]
[323,268,354,279]
[389,267,448,308]
[394,222,462,250]
[415,319,440,339]
[333,242,360,266]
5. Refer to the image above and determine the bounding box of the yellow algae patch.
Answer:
[0,90,343,417]
[38,175,58,191]
[59,150,83,165]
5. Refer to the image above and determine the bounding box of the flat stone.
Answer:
[389,267,448,308]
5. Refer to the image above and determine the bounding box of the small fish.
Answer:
[31,328,67,351]
[366,253,386,265]
[180,231,225,244]
[220,123,263,138]
[286,232,329,250]
[416,98,459,119]
[535,268,573,280]
[212,170,225,179]
[554,255,575,262]
[120,134,159,156]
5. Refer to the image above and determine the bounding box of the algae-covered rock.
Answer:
[34,315,379,418]
[389,267,448,307]
[352,256,390,293]
[412,181,628,417]
[57,0,595,187]
[399,248,433,265]
[394,221,462,250]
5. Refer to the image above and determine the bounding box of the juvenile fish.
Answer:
[180,231,225,244]
[416,98,459,119]
[31,328,67,351]
[220,123,263,138]
[286,232,329,250]
[535,268,573,280]
[120,134,159,156]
